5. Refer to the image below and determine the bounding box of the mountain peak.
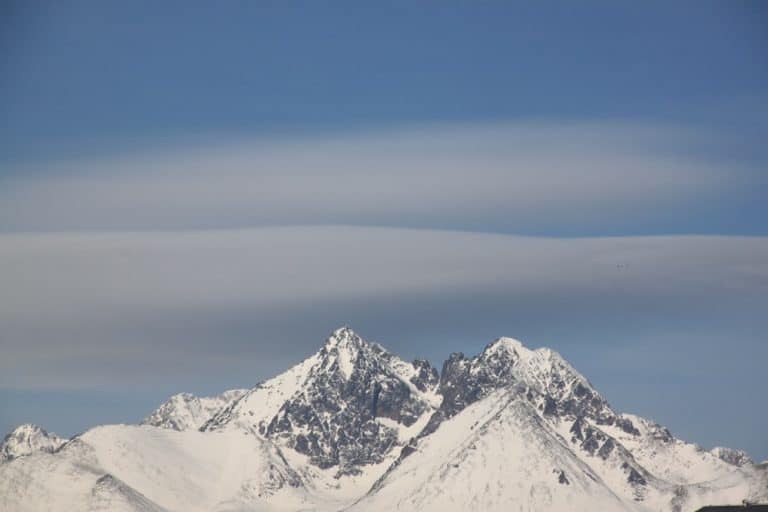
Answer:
[1,423,65,463]
[325,325,364,347]
[202,327,439,474]
[142,389,247,431]
[710,446,754,467]
[7,424,46,436]
[320,326,370,380]
[482,336,531,358]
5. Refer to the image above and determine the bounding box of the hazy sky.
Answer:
[1,2,767,459]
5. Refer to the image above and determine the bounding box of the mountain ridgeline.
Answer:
[1,327,765,512]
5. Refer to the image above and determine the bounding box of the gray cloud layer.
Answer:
[1,226,765,391]
[0,122,759,233]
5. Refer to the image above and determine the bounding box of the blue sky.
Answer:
[1,2,767,459]
[3,2,767,171]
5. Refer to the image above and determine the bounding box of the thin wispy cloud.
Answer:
[0,122,760,234]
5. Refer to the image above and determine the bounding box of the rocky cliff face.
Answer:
[264,329,437,474]
[204,327,440,476]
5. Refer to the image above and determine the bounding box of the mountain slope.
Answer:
[351,386,634,512]
[88,474,170,512]
[0,425,318,512]
[360,336,768,512]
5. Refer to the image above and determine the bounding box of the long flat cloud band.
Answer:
[0,122,758,232]
[1,226,766,389]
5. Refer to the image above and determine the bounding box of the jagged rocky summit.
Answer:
[141,389,248,431]
[0,424,65,463]
[200,327,440,476]
[1,326,766,512]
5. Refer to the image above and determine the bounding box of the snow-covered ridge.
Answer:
[0,424,66,463]
[1,327,765,512]
[711,446,754,467]
[142,389,247,431]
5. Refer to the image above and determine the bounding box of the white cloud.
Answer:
[0,122,756,232]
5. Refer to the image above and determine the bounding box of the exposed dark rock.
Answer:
[615,416,641,436]
[263,328,437,474]
[598,438,615,460]
[411,359,439,392]
[623,462,648,486]
[543,396,558,416]
[570,417,585,442]
[583,435,600,455]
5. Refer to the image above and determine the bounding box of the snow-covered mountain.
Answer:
[0,424,66,463]
[352,386,635,512]
[1,327,765,512]
[202,327,440,477]
[355,337,768,512]
[142,389,247,431]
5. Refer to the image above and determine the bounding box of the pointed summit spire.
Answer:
[320,326,369,379]
[325,325,364,348]
[482,336,530,358]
